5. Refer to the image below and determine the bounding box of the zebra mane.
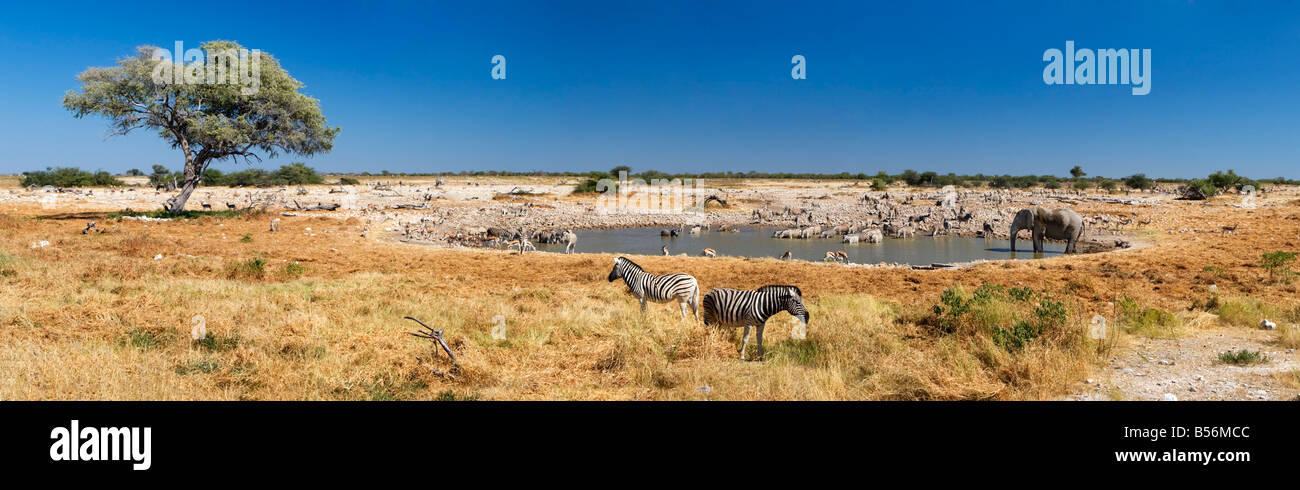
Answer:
[617,256,644,271]
[757,284,802,297]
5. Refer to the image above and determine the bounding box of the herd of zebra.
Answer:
[606,256,809,361]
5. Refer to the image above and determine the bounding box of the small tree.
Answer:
[1260,251,1297,284]
[1069,165,1086,180]
[64,41,339,213]
[1124,174,1153,190]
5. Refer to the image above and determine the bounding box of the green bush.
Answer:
[1260,251,1297,283]
[1124,174,1153,190]
[1218,349,1266,365]
[337,177,361,185]
[20,167,124,187]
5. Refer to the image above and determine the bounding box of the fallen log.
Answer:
[293,200,341,211]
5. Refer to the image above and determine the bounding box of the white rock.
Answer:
[1260,320,1277,330]
[1162,393,1178,401]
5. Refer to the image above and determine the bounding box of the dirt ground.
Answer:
[2,176,1298,400]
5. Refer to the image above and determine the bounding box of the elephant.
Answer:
[1010,206,1085,253]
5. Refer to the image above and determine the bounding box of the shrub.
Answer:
[20,167,124,187]
[1260,251,1297,283]
[1215,298,1273,327]
[282,262,307,278]
[1124,174,1153,190]
[1218,349,1266,365]
[226,257,267,279]
[871,178,887,191]
[337,177,361,185]
[1117,297,1182,338]
[929,285,1068,352]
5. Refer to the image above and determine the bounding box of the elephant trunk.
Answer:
[1009,222,1021,252]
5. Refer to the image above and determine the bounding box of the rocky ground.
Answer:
[1070,327,1299,401]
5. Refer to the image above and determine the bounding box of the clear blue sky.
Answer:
[0,0,1296,178]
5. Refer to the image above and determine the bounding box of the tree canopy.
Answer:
[63,41,339,212]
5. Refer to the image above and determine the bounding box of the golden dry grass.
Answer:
[1,183,1299,400]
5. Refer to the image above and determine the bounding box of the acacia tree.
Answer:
[63,41,339,213]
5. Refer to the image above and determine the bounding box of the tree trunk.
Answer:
[164,148,206,214]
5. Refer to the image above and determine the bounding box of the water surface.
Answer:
[534,227,1064,264]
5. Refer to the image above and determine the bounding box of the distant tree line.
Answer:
[18,164,1300,194]
[20,167,123,187]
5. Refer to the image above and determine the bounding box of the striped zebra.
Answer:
[702,285,810,360]
[607,257,700,320]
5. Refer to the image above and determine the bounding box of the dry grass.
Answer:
[2,182,1300,400]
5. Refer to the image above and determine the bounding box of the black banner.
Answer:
[0,401,1290,478]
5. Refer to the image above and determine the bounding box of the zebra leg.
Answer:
[690,292,700,321]
[639,296,647,312]
[739,326,751,360]
[677,299,688,320]
[755,325,765,360]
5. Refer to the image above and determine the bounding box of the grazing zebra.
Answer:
[201,202,212,210]
[225,202,236,210]
[702,248,716,257]
[607,257,700,320]
[702,285,810,360]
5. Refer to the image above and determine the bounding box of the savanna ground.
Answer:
[2,175,1299,400]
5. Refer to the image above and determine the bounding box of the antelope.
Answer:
[702,248,717,257]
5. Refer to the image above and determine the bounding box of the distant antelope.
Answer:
[504,239,535,253]
[1221,223,1239,235]
[779,250,792,260]
[662,245,670,256]
[702,248,717,257]
[81,222,98,234]
[269,218,281,232]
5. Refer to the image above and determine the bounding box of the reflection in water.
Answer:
[534,227,1064,264]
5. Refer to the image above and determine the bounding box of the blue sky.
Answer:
[0,1,1296,178]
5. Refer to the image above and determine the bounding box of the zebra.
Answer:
[606,256,700,320]
[702,285,810,360]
